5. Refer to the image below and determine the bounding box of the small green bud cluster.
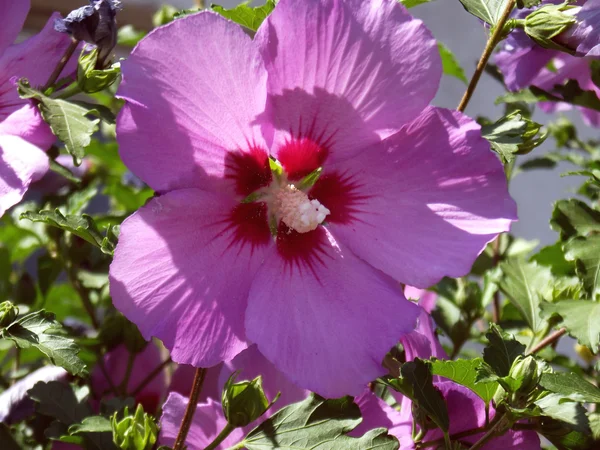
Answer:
[111,404,158,450]
[0,301,18,328]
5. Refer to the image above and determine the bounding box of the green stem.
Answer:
[527,327,567,355]
[457,0,516,112]
[54,82,82,100]
[173,367,207,450]
[205,423,237,450]
[467,414,507,450]
[416,425,488,448]
[43,39,79,91]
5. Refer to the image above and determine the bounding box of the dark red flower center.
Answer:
[225,138,365,267]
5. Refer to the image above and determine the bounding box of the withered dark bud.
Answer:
[54,0,121,67]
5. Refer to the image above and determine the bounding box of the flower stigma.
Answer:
[271,183,330,233]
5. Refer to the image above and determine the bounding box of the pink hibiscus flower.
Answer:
[110,0,516,397]
[0,0,77,216]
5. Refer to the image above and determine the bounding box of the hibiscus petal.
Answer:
[0,13,78,121]
[351,390,411,443]
[117,12,268,193]
[256,0,441,163]
[402,307,447,362]
[0,0,29,56]
[315,106,516,288]
[0,104,55,149]
[159,393,245,449]
[246,227,420,397]
[109,189,272,368]
[0,134,48,217]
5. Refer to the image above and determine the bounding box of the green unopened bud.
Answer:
[0,301,18,327]
[77,48,120,93]
[523,2,578,53]
[111,404,158,450]
[510,355,542,396]
[222,374,271,427]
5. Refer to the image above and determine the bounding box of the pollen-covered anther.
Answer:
[273,184,330,233]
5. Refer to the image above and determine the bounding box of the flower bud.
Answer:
[111,404,158,450]
[54,0,121,67]
[0,301,18,328]
[523,3,579,54]
[77,48,120,93]
[222,374,270,428]
[509,355,542,396]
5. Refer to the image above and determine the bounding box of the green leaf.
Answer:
[240,394,399,450]
[17,80,100,166]
[482,324,525,377]
[535,394,590,433]
[590,412,600,439]
[554,80,600,112]
[480,111,546,164]
[2,311,87,376]
[498,259,553,332]
[540,372,600,403]
[564,235,600,298]
[37,253,62,297]
[28,382,116,450]
[117,25,146,47]
[401,0,435,6]
[27,381,91,425]
[401,359,449,432]
[551,199,600,240]
[430,358,498,403]
[0,424,21,450]
[69,416,112,435]
[211,0,276,32]
[20,209,116,255]
[541,300,600,352]
[49,158,81,184]
[517,0,541,6]
[531,243,576,277]
[152,4,179,27]
[437,43,467,84]
[458,0,512,25]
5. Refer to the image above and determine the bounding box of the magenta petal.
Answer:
[0,13,78,121]
[351,390,412,444]
[109,189,271,368]
[0,105,55,149]
[401,307,447,362]
[246,227,420,397]
[169,363,223,402]
[159,393,245,449]
[92,344,166,413]
[219,345,308,413]
[560,0,600,56]
[318,106,516,288]
[117,12,268,193]
[0,134,48,217]
[0,0,29,56]
[256,0,441,162]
